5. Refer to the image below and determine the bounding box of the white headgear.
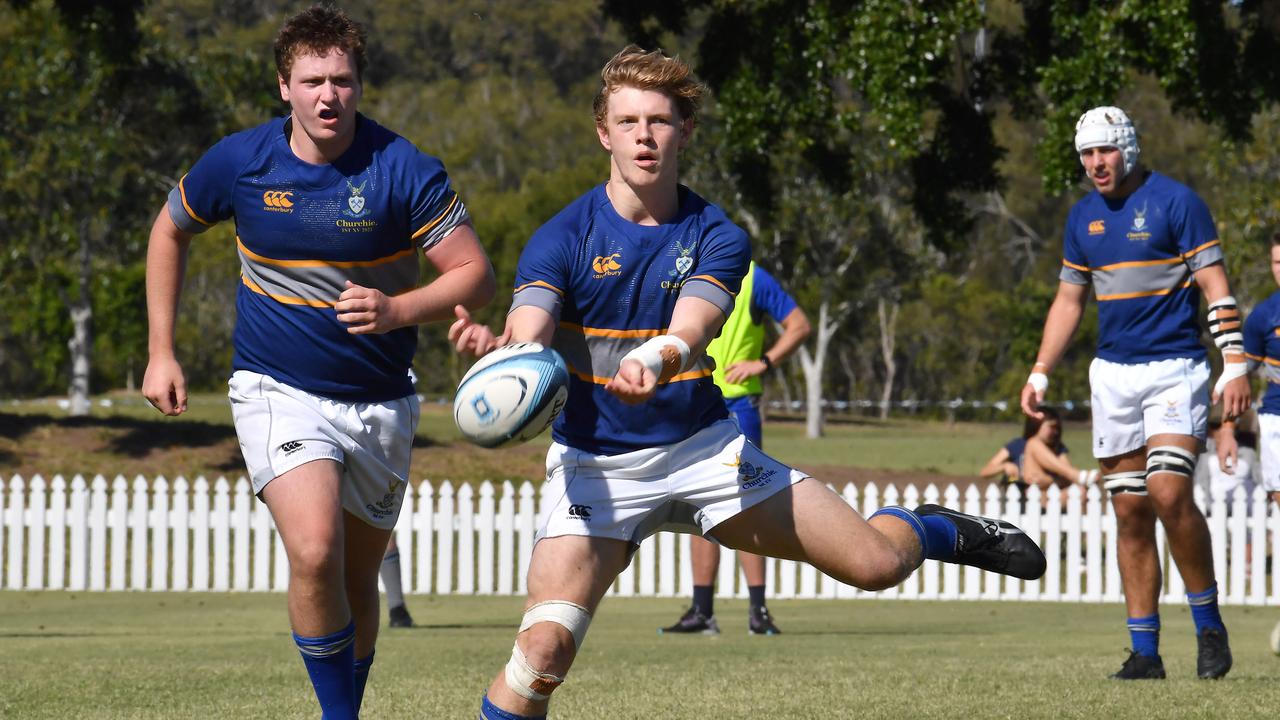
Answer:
[1074,106,1140,178]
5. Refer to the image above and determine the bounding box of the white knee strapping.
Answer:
[1146,445,1196,481]
[503,601,593,701]
[1103,470,1148,496]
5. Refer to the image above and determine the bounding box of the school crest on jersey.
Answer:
[672,239,696,276]
[1127,201,1151,242]
[344,179,369,217]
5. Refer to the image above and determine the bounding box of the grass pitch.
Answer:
[1,592,1277,719]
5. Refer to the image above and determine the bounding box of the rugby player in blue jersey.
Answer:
[1021,106,1249,680]
[451,45,1046,720]
[142,6,495,717]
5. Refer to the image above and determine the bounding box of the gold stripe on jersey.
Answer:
[178,175,213,227]
[241,275,416,308]
[1182,238,1221,259]
[558,322,665,339]
[1062,259,1089,272]
[237,238,416,268]
[410,192,460,241]
[568,367,714,385]
[686,274,736,296]
[1094,256,1182,272]
[1096,280,1193,301]
[514,280,565,296]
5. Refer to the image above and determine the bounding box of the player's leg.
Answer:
[709,476,1044,590]
[262,460,359,719]
[381,534,414,628]
[660,535,722,634]
[1101,450,1165,679]
[1140,358,1230,679]
[480,535,633,719]
[343,514,394,713]
[728,396,779,633]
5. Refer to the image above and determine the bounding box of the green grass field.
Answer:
[1,592,1278,719]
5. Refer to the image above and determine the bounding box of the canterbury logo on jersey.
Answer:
[591,253,622,277]
[567,504,592,519]
[1087,220,1105,235]
[263,190,295,212]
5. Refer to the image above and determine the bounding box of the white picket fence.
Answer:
[2,474,1278,604]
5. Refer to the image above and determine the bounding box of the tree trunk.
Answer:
[797,299,837,439]
[67,222,92,417]
[877,297,899,420]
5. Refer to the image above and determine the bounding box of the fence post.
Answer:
[1250,487,1268,605]
[416,481,436,594]
[212,477,231,592]
[1021,485,1043,602]
[68,475,88,591]
[517,482,535,596]
[436,481,456,595]
[232,478,251,592]
[172,477,190,592]
[477,482,495,595]
[252,492,272,592]
[1084,485,1103,602]
[109,476,128,591]
[1063,485,1082,601]
[27,475,47,590]
[1228,487,1248,603]
[395,483,416,595]
[6,476,25,589]
[497,481,515,596]
[152,476,170,591]
[192,477,210,592]
[90,475,108,591]
[457,483,475,595]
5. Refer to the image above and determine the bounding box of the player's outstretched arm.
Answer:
[606,296,727,404]
[338,222,496,334]
[1021,281,1088,418]
[142,206,193,416]
[1194,263,1251,418]
[449,305,554,358]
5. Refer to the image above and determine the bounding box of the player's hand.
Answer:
[724,359,767,384]
[142,355,188,416]
[1214,375,1250,419]
[1216,430,1238,476]
[448,305,506,357]
[336,281,400,334]
[1020,382,1045,419]
[605,358,658,404]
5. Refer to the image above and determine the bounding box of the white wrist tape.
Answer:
[621,334,690,380]
[1208,296,1244,355]
[1213,359,1248,398]
[1027,372,1049,394]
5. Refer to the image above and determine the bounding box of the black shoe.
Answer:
[388,604,414,628]
[659,607,720,635]
[1197,627,1232,679]
[748,605,781,635]
[914,504,1047,580]
[1110,650,1166,680]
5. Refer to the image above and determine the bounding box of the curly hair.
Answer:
[592,45,705,126]
[274,4,367,82]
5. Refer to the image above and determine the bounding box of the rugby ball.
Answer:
[453,342,570,448]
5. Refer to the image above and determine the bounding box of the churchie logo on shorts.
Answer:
[1087,219,1105,235]
[262,190,295,213]
[723,453,777,490]
[591,252,622,278]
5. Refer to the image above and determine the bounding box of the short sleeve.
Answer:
[510,226,570,320]
[1173,190,1223,271]
[678,223,750,316]
[166,137,240,234]
[1059,209,1091,285]
[751,265,799,323]
[1243,302,1268,361]
[405,152,470,251]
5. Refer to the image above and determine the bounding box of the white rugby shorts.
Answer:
[536,419,808,544]
[1089,356,1209,459]
[228,370,419,529]
[1257,413,1280,494]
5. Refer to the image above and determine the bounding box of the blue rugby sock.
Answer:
[869,506,956,561]
[1187,583,1226,633]
[353,650,374,714]
[1127,613,1160,658]
[479,694,546,720]
[747,585,766,610]
[692,585,715,616]
[294,621,357,720]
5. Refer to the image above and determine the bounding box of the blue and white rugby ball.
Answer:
[453,342,570,448]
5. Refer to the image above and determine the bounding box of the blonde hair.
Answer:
[592,45,705,126]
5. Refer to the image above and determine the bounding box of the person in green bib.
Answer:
[660,261,811,635]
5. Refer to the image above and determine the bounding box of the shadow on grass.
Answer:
[0,411,237,458]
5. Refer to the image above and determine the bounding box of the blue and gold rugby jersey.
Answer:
[1060,172,1222,363]
[1243,289,1280,415]
[511,184,749,455]
[167,114,470,401]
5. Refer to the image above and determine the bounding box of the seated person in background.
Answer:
[1194,414,1258,509]
[979,433,1028,492]
[999,408,1097,508]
